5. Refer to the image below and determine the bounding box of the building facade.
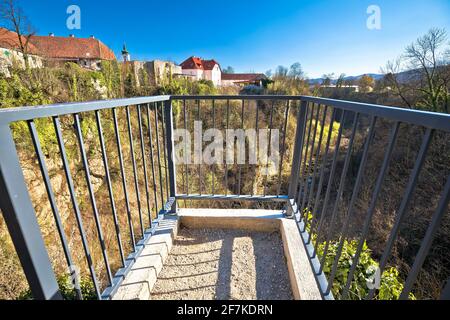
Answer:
[221,73,268,87]
[180,57,222,86]
[0,28,43,76]
[180,56,268,87]
[146,60,183,85]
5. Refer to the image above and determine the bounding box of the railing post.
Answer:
[164,99,177,213]
[288,100,308,203]
[441,277,450,300]
[0,125,62,300]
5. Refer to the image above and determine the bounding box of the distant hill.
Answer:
[308,73,384,85]
[307,67,441,85]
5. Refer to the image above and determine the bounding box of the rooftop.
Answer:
[180,56,220,70]
[221,73,267,82]
[0,28,38,53]
[30,34,116,60]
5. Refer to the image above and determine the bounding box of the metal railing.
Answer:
[0,96,175,300]
[287,96,450,300]
[170,95,296,203]
[0,95,449,300]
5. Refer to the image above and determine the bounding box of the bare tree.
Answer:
[382,28,450,113]
[0,0,35,70]
[321,73,335,86]
[404,28,449,112]
[336,73,346,88]
[288,62,304,80]
[275,65,288,78]
[381,58,414,108]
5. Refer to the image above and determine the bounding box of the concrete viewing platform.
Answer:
[112,209,323,300]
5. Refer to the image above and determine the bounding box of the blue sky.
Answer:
[18,0,450,77]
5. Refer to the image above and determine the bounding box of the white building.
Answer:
[180,56,222,86]
[221,73,268,87]
[0,28,43,77]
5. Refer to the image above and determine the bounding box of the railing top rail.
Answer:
[172,95,450,133]
[0,95,170,125]
[300,96,450,133]
[1,94,449,132]
[171,95,303,100]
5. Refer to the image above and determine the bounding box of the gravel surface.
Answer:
[151,228,293,300]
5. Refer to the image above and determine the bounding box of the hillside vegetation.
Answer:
[1,28,449,300]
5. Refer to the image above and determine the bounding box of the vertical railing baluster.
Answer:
[126,107,144,237]
[53,117,101,298]
[294,103,311,206]
[74,113,113,286]
[146,104,159,218]
[345,122,400,300]
[0,122,62,300]
[154,102,165,208]
[300,104,322,218]
[183,100,189,199]
[296,103,314,210]
[263,100,275,197]
[197,99,202,195]
[400,174,450,299]
[28,120,82,300]
[95,111,125,267]
[303,105,329,232]
[363,127,434,300]
[252,101,260,197]
[288,100,308,203]
[440,278,450,300]
[112,108,136,251]
[160,101,170,200]
[319,112,359,273]
[225,100,230,196]
[313,111,345,256]
[164,99,177,213]
[137,105,152,225]
[212,99,216,195]
[277,100,291,197]
[326,116,377,295]
[308,108,336,243]
[238,99,245,196]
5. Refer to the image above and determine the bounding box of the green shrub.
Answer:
[18,274,97,300]
[316,238,415,300]
[304,210,414,300]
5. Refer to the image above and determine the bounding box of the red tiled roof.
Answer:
[180,56,204,70]
[221,73,267,82]
[180,57,220,70]
[202,59,220,70]
[0,28,38,53]
[29,35,116,61]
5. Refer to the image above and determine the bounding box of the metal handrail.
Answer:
[0,94,449,301]
[0,96,171,124]
[0,96,173,300]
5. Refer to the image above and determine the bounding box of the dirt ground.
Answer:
[151,227,293,300]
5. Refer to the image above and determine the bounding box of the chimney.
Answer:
[90,35,95,39]
[69,34,75,38]
[49,33,55,37]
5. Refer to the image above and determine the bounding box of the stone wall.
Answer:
[0,47,43,77]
